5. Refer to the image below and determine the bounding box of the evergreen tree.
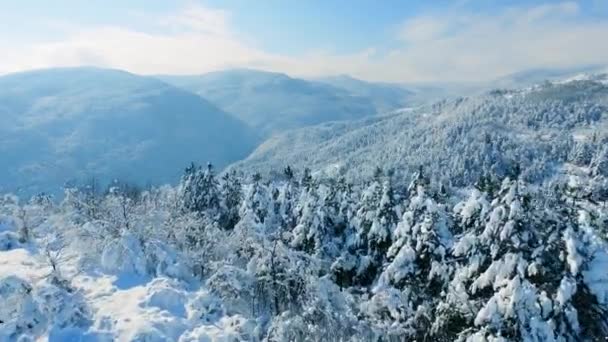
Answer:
[239,173,268,225]
[277,171,299,236]
[591,145,608,177]
[180,162,220,220]
[300,168,313,191]
[371,178,453,339]
[291,181,336,260]
[219,170,243,230]
[334,169,399,287]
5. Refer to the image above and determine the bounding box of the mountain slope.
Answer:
[159,69,380,135]
[492,65,608,89]
[0,67,259,195]
[231,77,608,185]
[313,75,414,113]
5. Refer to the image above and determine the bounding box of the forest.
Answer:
[1,159,607,341]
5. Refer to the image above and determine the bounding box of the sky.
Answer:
[1,0,608,82]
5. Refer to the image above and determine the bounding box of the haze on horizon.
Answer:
[2,0,608,82]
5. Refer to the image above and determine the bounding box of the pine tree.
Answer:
[277,172,299,236]
[283,165,295,182]
[545,189,608,339]
[591,145,608,177]
[219,170,243,230]
[369,178,398,260]
[239,173,268,225]
[300,168,313,191]
[350,172,386,286]
[329,177,361,288]
[231,174,270,263]
[291,181,335,259]
[180,162,220,220]
[440,178,608,341]
[332,169,400,288]
[571,141,595,166]
[372,177,453,339]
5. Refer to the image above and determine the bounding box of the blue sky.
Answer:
[1,1,607,81]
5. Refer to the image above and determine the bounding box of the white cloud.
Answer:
[160,5,232,36]
[372,1,608,82]
[399,16,453,43]
[519,1,579,23]
[1,2,607,82]
[0,5,267,75]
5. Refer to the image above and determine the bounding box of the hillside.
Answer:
[159,69,390,135]
[0,67,259,195]
[231,76,608,185]
[492,65,608,89]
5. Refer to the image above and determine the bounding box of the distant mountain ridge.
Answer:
[0,67,259,195]
[313,74,414,113]
[159,67,608,140]
[490,65,608,89]
[158,69,414,135]
[3,65,608,195]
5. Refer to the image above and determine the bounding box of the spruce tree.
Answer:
[219,170,243,230]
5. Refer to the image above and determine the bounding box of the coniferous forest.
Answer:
[1,159,607,341]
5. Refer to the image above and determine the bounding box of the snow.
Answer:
[178,315,256,342]
[143,278,188,318]
[0,236,252,341]
[555,72,608,85]
[556,277,577,307]
[563,228,582,275]
[472,253,525,292]
[473,277,557,341]
[0,276,46,341]
[382,245,416,284]
[0,232,22,252]
[0,247,259,341]
[583,250,608,305]
[100,232,148,275]
[453,234,477,256]
[0,248,49,283]
[454,189,488,226]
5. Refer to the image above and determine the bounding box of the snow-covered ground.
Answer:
[0,218,253,342]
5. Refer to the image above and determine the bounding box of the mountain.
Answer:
[0,67,259,195]
[313,74,414,113]
[231,76,608,185]
[158,69,383,135]
[389,65,608,104]
[492,65,608,89]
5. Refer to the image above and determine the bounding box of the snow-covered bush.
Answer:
[0,276,46,341]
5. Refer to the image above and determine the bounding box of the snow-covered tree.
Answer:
[370,176,453,339]
[180,162,221,220]
[219,170,243,230]
[291,182,335,259]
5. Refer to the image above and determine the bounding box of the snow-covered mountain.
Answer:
[1,67,608,342]
[0,67,259,195]
[491,65,608,89]
[231,77,608,184]
[159,69,409,135]
[313,74,415,113]
[163,67,606,138]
